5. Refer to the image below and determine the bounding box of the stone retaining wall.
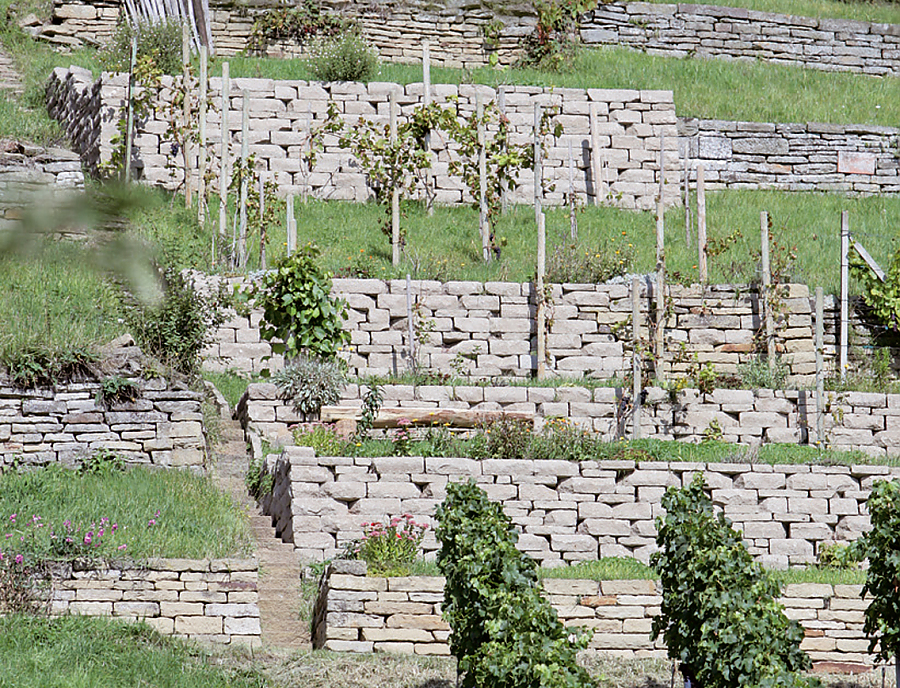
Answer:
[50,557,261,646]
[204,277,822,384]
[680,118,900,194]
[314,560,876,665]
[581,2,900,77]
[0,378,207,471]
[258,444,898,566]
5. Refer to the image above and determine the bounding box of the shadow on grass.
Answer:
[412,680,453,688]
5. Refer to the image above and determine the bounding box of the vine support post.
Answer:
[238,89,248,270]
[658,131,665,204]
[589,101,603,206]
[683,146,691,246]
[498,86,508,214]
[568,139,577,240]
[761,211,776,372]
[697,163,707,286]
[217,61,229,246]
[182,21,193,209]
[536,211,547,380]
[815,286,824,447]
[840,210,850,380]
[533,102,542,227]
[655,195,665,382]
[476,90,490,262]
[632,276,642,440]
[390,90,401,267]
[407,273,416,372]
[197,45,208,227]
[259,171,266,270]
[123,35,137,184]
[302,101,311,204]
[423,40,433,216]
[286,194,296,256]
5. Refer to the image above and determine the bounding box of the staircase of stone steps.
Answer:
[0,48,24,97]
[210,401,309,650]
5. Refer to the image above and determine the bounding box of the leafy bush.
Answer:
[248,244,350,365]
[435,480,593,688]
[79,448,126,476]
[307,31,378,82]
[528,416,598,461]
[1,344,95,389]
[546,241,632,284]
[518,0,596,70]
[248,0,348,53]
[272,354,347,418]
[102,19,182,75]
[122,268,225,377]
[350,515,428,576]
[96,375,139,407]
[651,475,817,688]
[853,478,900,664]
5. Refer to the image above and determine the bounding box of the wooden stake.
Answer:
[683,150,691,246]
[302,101,311,203]
[390,90,400,267]
[407,273,416,371]
[197,45,207,226]
[423,40,433,216]
[815,286,824,447]
[182,21,192,209]
[217,61,229,243]
[655,197,665,381]
[840,210,850,380]
[477,91,490,262]
[498,86,508,214]
[568,139,577,240]
[286,194,296,256]
[238,89,248,269]
[632,276,641,440]
[589,102,603,206]
[259,171,266,269]
[534,102,542,227]
[697,163,707,286]
[658,132,665,205]
[761,211,776,372]
[537,211,547,380]
[124,36,137,183]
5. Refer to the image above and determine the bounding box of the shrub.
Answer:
[122,268,225,377]
[435,480,593,688]
[528,416,597,461]
[351,514,428,576]
[245,455,273,500]
[546,241,632,284]
[248,244,350,365]
[473,416,532,460]
[248,0,348,53]
[102,19,182,75]
[272,354,346,418]
[1,344,95,389]
[307,31,378,82]
[651,475,817,688]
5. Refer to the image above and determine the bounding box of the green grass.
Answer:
[222,45,900,127]
[0,466,251,560]
[203,370,256,409]
[644,0,900,25]
[0,615,267,688]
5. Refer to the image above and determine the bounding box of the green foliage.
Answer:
[651,475,817,688]
[546,241,633,284]
[435,480,593,688]
[471,416,532,460]
[272,354,347,417]
[101,18,182,75]
[350,515,428,576]
[293,422,351,455]
[0,558,48,616]
[245,455,273,499]
[852,245,900,333]
[79,447,126,476]
[815,542,859,569]
[519,0,597,70]
[853,478,900,663]
[248,244,350,364]
[307,31,378,82]
[97,375,139,407]
[122,268,225,377]
[1,343,95,389]
[356,380,384,438]
[737,355,788,390]
[248,0,347,53]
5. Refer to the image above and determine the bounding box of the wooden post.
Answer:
[632,276,641,440]
[840,210,850,380]
[498,86,508,214]
[658,132,665,205]
[697,163,707,285]
[238,89,248,269]
[568,139,577,240]
[390,90,400,267]
[589,102,603,206]
[534,102,542,227]
[217,61,229,244]
[259,171,266,269]
[124,36,137,183]
[683,150,691,246]
[536,211,547,380]
[302,101,311,203]
[815,286,824,447]
[655,197,665,381]
[197,45,207,226]
[477,91,490,262]
[761,211,776,372]
[286,194,296,256]
[423,40,433,216]
[407,273,416,371]
[182,21,192,209]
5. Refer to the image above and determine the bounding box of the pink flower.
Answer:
[117,544,127,551]
[8,514,15,522]
[14,554,22,564]
[148,519,156,527]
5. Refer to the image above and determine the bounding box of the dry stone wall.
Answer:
[581,2,900,76]
[49,557,261,646]
[0,378,207,471]
[258,444,898,567]
[680,118,900,194]
[315,560,876,665]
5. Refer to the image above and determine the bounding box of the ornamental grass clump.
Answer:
[435,480,593,688]
[651,475,819,688]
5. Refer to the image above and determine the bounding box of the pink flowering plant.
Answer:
[352,514,428,576]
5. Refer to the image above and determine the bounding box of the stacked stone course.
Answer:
[315,561,876,664]
[50,557,261,646]
[0,379,207,471]
[257,444,898,567]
